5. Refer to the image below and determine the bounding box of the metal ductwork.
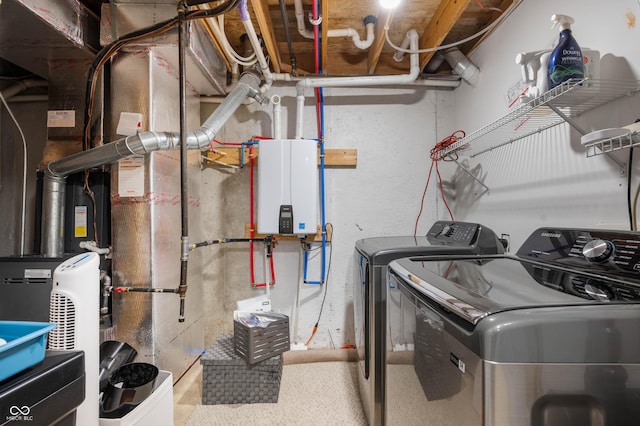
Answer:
[43,71,264,255]
[0,0,102,143]
[0,0,100,79]
[42,69,263,378]
[103,1,227,96]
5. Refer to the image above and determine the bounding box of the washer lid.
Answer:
[389,256,640,325]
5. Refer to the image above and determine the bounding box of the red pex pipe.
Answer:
[249,144,276,287]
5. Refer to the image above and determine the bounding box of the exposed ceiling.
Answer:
[202,0,517,78]
[81,0,516,80]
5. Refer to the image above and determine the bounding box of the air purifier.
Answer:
[49,252,100,426]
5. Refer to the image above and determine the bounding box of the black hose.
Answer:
[193,237,269,248]
[184,0,242,20]
[178,2,190,322]
[185,0,232,7]
[278,0,297,75]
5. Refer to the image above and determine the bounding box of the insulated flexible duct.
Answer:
[42,71,265,257]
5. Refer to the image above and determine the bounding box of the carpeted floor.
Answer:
[186,361,367,426]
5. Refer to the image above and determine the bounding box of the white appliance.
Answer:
[257,139,319,236]
[49,252,100,426]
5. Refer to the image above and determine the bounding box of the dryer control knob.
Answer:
[583,239,614,262]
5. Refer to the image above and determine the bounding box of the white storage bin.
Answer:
[100,370,173,426]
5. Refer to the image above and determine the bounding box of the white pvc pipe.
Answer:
[294,0,314,39]
[295,92,305,139]
[296,29,420,91]
[272,94,282,139]
[293,0,375,49]
[238,0,274,92]
[393,30,414,62]
[206,14,257,67]
[294,29,449,140]
[79,240,111,255]
[329,23,375,49]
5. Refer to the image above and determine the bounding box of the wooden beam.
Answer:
[244,224,332,242]
[368,9,395,74]
[419,0,472,71]
[250,0,282,73]
[204,147,358,168]
[466,0,516,55]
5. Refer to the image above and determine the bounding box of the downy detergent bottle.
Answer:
[547,14,584,89]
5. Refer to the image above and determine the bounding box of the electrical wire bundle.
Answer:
[414,130,466,236]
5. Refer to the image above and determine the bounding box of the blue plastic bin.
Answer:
[0,321,56,382]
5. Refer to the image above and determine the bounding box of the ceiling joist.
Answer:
[419,0,472,71]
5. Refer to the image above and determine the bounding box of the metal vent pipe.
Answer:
[42,70,265,257]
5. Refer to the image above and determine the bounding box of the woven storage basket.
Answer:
[234,312,289,364]
[201,334,282,404]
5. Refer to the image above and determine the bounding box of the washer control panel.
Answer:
[425,221,505,255]
[517,227,640,278]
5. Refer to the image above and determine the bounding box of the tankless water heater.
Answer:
[257,139,318,236]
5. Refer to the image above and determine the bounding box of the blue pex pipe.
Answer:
[303,89,327,285]
[240,140,258,167]
[304,8,327,285]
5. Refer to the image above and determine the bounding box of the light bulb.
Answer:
[379,0,401,9]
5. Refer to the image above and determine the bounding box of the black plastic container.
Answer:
[98,341,137,393]
[100,362,158,418]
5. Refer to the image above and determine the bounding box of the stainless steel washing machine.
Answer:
[354,221,505,426]
[386,227,640,426]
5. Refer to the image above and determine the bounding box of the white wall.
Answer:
[200,84,455,348]
[450,0,640,250]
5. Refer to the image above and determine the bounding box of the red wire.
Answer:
[414,160,435,237]
[435,160,454,221]
[210,138,244,148]
[414,130,464,232]
[429,130,465,161]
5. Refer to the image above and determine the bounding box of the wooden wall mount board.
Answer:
[204,147,357,167]
[244,224,332,242]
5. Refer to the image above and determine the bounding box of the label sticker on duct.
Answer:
[118,156,145,197]
[450,352,465,374]
[74,205,88,238]
[47,110,75,128]
[116,112,143,136]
